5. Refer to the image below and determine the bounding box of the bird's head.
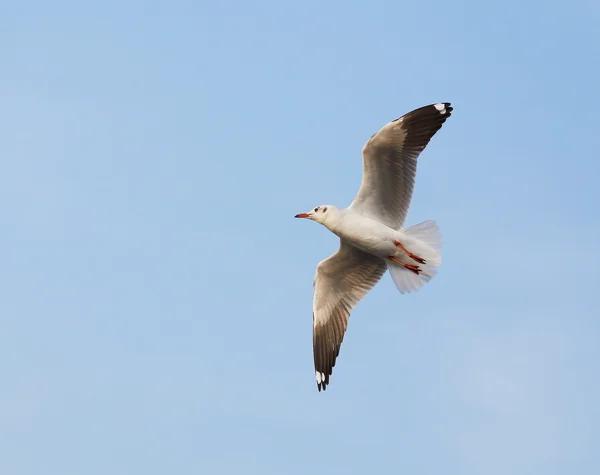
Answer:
[294,205,339,226]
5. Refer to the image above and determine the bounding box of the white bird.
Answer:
[295,102,453,391]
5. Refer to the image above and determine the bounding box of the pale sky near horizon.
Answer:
[2,1,600,474]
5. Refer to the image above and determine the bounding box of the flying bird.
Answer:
[295,102,453,391]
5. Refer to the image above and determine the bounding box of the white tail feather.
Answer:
[387,220,442,294]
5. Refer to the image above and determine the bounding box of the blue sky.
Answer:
[2,1,599,473]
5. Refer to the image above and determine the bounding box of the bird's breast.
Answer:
[333,214,397,258]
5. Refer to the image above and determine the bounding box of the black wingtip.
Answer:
[433,102,453,116]
[391,102,453,123]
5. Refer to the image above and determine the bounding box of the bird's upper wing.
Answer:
[312,240,387,391]
[349,103,453,229]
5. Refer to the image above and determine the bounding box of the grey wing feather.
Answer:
[312,241,387,391]
[350,103,453,228]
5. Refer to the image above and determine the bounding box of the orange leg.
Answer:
[393,240,426,264]
[388,256,421,275]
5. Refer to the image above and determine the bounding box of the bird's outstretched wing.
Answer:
[312,241,387,391]
[350,103,453,229]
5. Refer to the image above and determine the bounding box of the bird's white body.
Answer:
[309,204,442,290]
[323,207,409,259]
[295,102,453,391]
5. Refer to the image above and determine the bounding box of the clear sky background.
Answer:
[2,1,599,474]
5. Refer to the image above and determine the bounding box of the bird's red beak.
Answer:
[294,213,311,218]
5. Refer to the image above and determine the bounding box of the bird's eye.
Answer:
[314,207,319,212]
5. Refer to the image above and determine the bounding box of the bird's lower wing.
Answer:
[312,240,387,391]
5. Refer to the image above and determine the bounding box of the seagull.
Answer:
[295,102,453,391]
